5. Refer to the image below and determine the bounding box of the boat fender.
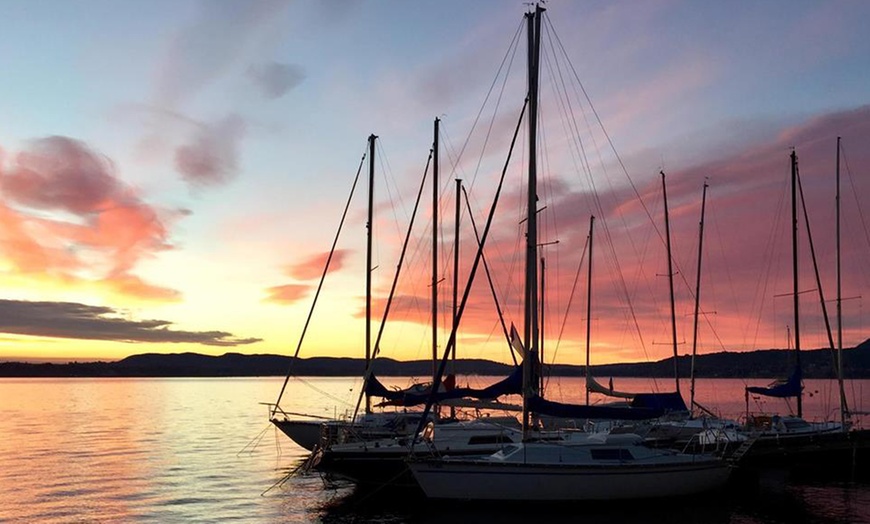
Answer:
[422,422,435,442]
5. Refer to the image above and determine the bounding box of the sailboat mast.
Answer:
[540,256,546,395]
[365,134,377,414]
[522,5,544,434]
[690,181,708,411]
[836,137,848,427]
[433,118,440,383]
[791,150,802,419]
[452,178,461,418]
[585,216,595,406]
[661,172,680,394]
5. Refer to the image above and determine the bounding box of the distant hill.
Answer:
[1,341,869,378]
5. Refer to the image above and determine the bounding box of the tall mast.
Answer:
[365,134,377,414]
[836,137,848,428]
[540,256,546,394]
[799,140,847,428]
[432,118,440,383]
[791,150,802,419]
[661,171,680,394]
[451,178,461,419]
[690,181,708,411]
[585,216,595,406]
[522,4,544,435]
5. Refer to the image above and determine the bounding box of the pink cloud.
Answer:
[285,249,353,280]
[0,136,184,302]
[264,284,311,305]
[341,106,870,363]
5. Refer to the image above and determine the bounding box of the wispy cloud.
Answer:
[140,0,292,188]
[174,114,247,188]
[0,299,260,346]
[154,0,292,109]
[247,62,306,99]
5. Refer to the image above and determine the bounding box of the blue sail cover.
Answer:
[365,365,523,407]
[528,395,665,420]
[630,392,688,412]
[746,367,803,398]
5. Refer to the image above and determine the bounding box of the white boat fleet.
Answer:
[267,3,868,503]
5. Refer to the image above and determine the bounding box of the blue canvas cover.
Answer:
[528,395,665,420]
[365,365,523,407]
[746,367,803,398]
[630,392,689,412]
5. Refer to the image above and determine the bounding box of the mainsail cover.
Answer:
[746,367,803,398]
[528,395,665,420]
[586,375,637,399]
[365,365,523,407]
[630,392,688,412]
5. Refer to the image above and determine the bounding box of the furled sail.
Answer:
[365,365,524,407]
[629,391,688,412]
[746,367,802,398]
[586,375,636,399]
[528,395,665,420]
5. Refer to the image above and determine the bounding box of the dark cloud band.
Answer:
[0,300,261,347]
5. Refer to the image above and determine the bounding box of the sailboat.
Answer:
[306,117,533,486]
[407,5,730,501]
[704,146,870,475]
[603,178,739,447]
[270,119,529,488]
[269,134,438,451]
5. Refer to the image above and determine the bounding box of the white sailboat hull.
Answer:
[271,419,325,451]
[272,411,436,451]
[409,458,730,501]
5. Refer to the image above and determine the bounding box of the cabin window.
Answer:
[781,419,810,430]
[467,435,514,445]
[590,448,634,461]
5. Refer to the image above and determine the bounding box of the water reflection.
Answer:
[311,478,870,524]
[1,377,868,523]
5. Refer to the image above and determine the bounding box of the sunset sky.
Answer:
[1,0,869,366]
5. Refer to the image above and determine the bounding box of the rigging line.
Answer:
[440,122,474,233]
[461,184,518,366]
[536,41,568,345]
[351,149,433,424]
[411,97,530,448]
[465,174,522,331]
[841,142,870,254]
[546,15,697,332]
[542,17,592,180]
[542,18,646,366]
[797,163,848,414]
[549,15,666,251]
[551,233,590,366]
[749,178,780,350]
[272,145,368,411]
[376,138,408,251]
[534,63,559,357]
[749,172,790,356]
[704,193,738,353]
[545,14,655,365]
[456,18,525,195]
[291,376,356,407]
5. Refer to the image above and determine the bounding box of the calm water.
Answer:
[0,376,868,523]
